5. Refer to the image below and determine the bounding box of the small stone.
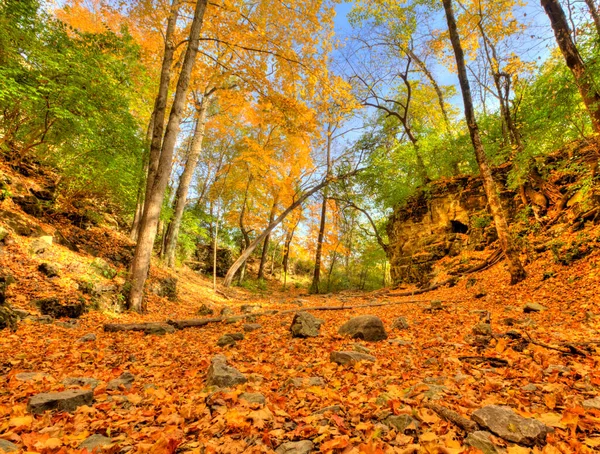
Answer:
[220,307,233,316]
[56,320,78,329]
[239,392,266,405]
[290,311,324,338]
[465,431,504,454]
[388,339,412,346]
[472,322,492,336]
[330,351,376,365]
[392,317,409,330]
[79,434,112,451]
[197,304,214,316]
[225,315,245,324]
[521,384,538,392]
[206,355,247,388]
[79,333,96,342]
[62,377,100,389]
[471,405,551,446]
[276,440,313,454]
[429,300,444,310]
[240,304,258,313]
[582,397,600,410]
[38,263,59,277]
[338,315,387,341]
[0,439,19,452]
[107,371,135,391]
[217,334,238,347]
[27,389,93,414]
[15,372,52,382]
[243,323,261,332]
[385,414,418,433]
[524,303,547,313]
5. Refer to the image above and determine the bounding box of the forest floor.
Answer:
[0,161,600,453]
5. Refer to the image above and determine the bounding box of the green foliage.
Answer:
[0,0,146,214]
[470,212,492,229]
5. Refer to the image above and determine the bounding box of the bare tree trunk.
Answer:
[164,92,212,267]
[128,0,208,312]
[237,176,252,284]
[443,0,526,285]
[213,209,220,290]
[258,196,278,280]
[282,218,300,290]
[585,0,600,36]
[541,0,600,133]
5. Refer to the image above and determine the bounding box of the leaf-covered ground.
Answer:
[1,219,600,453]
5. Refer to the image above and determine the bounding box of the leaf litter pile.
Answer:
[1,224,600,453]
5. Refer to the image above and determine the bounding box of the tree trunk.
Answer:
[282,217,300,290]
[258,196,278,280]
[584,0,600,37]
[442,0,526,285]
[237,176,252,284]
[163,93,212,267]
[128,0,209,312]
[213,210,220,290]
[541,0,600,133]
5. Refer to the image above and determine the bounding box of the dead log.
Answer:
[423,403,478,433]
[459,356,509,367]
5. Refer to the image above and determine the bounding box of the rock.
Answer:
[276,440,314,454]
[290,311,324,338]
[225,315,245,324]
[16,372,52,382]
[0,439,18,452]
[90,258,117,279]
[388,339,412,346]
[27,389,93,414]
[79,333,97,342]
[243,323,261,332]
[197,304,214,316]
[330,351,376,365]
[36,297,86,319]
[429,300,444,310]
[392,317,409,330]
[385,414,418,433]
[79,434,112,451]
[29,236,53,254]
[38,263,59,278]
[471,405,551,446]
[472,322,492,336]
[338,315,387,341]
[206,355,247,388]
[0,227,7,243]
[12,308,29,320]
[240,304,258,313]
[582,397,600,410]
[352,343,371,354]
[56,320,78,329]
[107,371,135,391]
[31,315,53,324]
[156,276,177,301]
[62,377,100,389]
[524,303,547,313]
[290,377,325,388]
[291,299,307,306]
[0,305,17,331]
[217,334,238,347]
[240,392,266,405]
[521,384,538,392]
[465,431,505,454]
[143,323,175,335]
[544,365,570,376]
[220,307,233,316]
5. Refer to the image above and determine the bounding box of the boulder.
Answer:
[27,389,93,414]
[276,440,314,454]
[206,355,247,388]
[243,323,261,332]
[330,351,376,365]
[36,297,86,319]
[0,439,18,452]
[107,371,135,391]
[290,311,324,338]
[79,434,112,451]
[524,303,547,313]
[62,377,100,390]
[38,263,59,278]
[471,405,551,446]
[465,431,505,454]
[392,317,409,330]
[338,315,387,341]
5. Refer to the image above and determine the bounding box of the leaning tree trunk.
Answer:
[163,93,212,268]
[258,196,279,280]
[541,0,600,133]
[128,0,208,312]
[442,0,526,285]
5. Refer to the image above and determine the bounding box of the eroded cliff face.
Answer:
[386,168,517,286]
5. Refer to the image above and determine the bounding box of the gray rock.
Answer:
[143,323,175,335]
[12,308,30,320]
[392,317,409,330]
[330,351,376,365]
[225,316,245,324]
[290,311,324,338]
[465,431,505,454]
[62,377,100,390]
[27,389,93,414]
[521,384,538,392]
[276,440,313,454]
[290,377,325,388]
[388,339,412,346]
[243,323,261,332]
[471,405,551,446]
[384,414,418,433]
[472,322,492,336]
[524,303,547,313]
[197,304,214,316]
[29,236,53,255]
[0,439,18,452]
[79,434,112,451]
[107,371,135,391]
[38,262,59,278]
[352,344,371,354]
[582,397,600,410]
[240,304,259,313]
[79,333,97,342]
[206,355,247,387]
[217,334,240,347]
[15,372,52,382]
[240,392,266,405]
[338,315,387,341]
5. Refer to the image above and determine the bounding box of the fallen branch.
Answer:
[103,323,172,333]
[458,356,509,367]
[524,332,587,357]
[423,403,478,433]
